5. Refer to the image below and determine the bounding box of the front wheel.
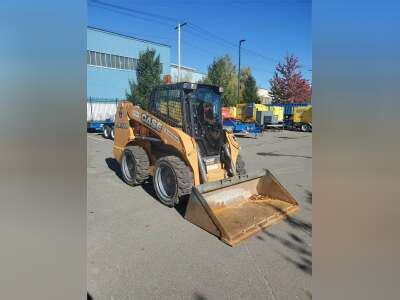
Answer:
[153,156,193,207]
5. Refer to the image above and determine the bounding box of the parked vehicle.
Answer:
[256,105,285,129]
[272,102,310,117]
[223,118,262,138]
[285,106,312,132]
[87,98,120,139]
[235,103,267,122]
[113,82,299,246]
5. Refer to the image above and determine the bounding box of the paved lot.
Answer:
[87,130,312,300]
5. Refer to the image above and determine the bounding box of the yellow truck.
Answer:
[262,105,284,129]
[236,103,284,129]
[236,103,268,122]
[287,106,312,132]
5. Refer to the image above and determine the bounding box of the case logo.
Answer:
[141,113,163,132]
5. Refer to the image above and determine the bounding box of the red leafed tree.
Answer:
[269,55,312,103]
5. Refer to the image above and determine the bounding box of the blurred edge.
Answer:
[1,0,400,299]
[314,0,400,299]
[0,1,86,299]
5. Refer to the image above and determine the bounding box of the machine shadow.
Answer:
[277,136,298,139]
[142,180,190,217]
[105,157,190,216]
[258,191,312,276]
[257,151,312,159]
[105,157,123,180]
[192,291,208,300]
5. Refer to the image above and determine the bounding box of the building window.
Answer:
[106,54,111,68]
[101,53,106,67]
[111,55,117,68]
[87,50,136,71]
[90,51,95,65]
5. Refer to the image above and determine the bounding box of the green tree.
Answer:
[238,67,250,103]
[203,55,238,106]
[242,73,259,103]
[126,49,162,110]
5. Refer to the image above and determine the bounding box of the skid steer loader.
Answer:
[113,82,299,246]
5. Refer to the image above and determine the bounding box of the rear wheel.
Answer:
[153,156,193,207]
[301,124,309,132]
[103,125,110,139]
[121,146,149,186]
[110,127,115,140]
[236,154,247,175]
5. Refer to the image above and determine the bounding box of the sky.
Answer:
[88,0,311,89]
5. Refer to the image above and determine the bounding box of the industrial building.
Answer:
[87,27,171,100]
[257,87,272,104]
[170,63,206,83]
[87,27,271,105]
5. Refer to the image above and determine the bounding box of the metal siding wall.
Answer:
[272,103,310,116]
[87,28,171,100]
[87,66,136,100]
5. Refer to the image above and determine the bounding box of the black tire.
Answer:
[121,146,150,186]
[301,124,309,132]
[236,154,247,175]
[103,125,110,139]
[110,127,115,140]
[153,156,193,207]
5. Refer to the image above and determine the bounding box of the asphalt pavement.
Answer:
[87,130,312,300]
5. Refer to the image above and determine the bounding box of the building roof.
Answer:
[171,63,199,72]
[88,26,171,48]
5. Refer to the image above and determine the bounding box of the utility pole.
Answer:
[175,22,187,82]
[238,39,246,103]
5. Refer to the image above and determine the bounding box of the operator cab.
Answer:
[149,82,225,157]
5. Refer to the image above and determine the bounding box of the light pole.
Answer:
[238,39,246,103]
[175,22,187,82]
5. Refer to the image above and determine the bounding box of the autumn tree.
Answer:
[203,55,238,106]
[126,49,162,110]
[269,55,311,103]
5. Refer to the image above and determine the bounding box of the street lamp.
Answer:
[175,22,187,82]
[238,39,246,103]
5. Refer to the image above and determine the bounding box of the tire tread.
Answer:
[154,156,193,206]
[124,146,149,185]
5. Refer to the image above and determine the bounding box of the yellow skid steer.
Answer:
[113,82,298,246]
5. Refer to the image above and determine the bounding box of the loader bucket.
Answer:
[184,170,299,246]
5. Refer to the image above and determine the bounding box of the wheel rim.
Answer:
[103,127,109,137]
[155,163,177,201]
[122,151,135,182]
[111,129,114,139]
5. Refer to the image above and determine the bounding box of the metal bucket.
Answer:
[184,170,299,246]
